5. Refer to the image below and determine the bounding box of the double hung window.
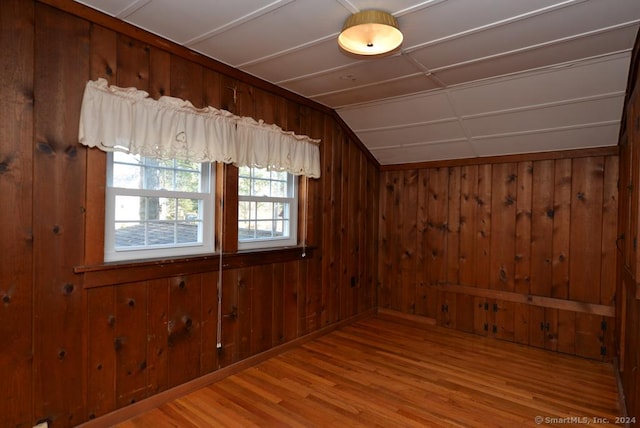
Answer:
[105,152,214,262]
[237,166,297,250]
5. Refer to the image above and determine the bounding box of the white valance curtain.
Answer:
[78,78,321,178]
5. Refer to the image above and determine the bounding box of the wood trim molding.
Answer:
[76,307,377,428]
[380,146,619,171]
[437,283,615,317]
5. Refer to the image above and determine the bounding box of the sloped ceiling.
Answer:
[73,0,640,165]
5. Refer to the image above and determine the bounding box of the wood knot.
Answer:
[64,283,75,295]
[114,337,123,351]
[546,209,555,218]
[0,161,8,174]
[52,225,61,234]
[576,192,585,201]
[107,315,116,326]
[182,316,193,329]
[65,145,77,158]
[36,142,54,155]
[2,295,10,304]
[178,280,186,289]
[128,298,135,307]
[105,65,113,76]
[58,348,66,360]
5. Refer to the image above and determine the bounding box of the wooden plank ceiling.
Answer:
[73,0,640,165]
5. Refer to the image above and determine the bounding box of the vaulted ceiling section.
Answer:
[74,0,640,164]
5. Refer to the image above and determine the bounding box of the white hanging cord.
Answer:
[216,164,225,349]
[301,176,308,258]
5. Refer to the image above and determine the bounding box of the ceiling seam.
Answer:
[182,0,296,47]
[402,0,587,53]
[424,21,640,74]
[347,91,626,133]
[401,52,479,157]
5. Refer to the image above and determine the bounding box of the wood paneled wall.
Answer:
[379,150,619,361]
[0,1,378,426]
[617,28,640,427]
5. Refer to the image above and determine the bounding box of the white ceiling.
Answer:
[74,0,640,165]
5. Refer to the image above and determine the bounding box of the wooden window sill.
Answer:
[75,246,313,288]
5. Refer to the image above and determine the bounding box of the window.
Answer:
[105,152,214,262]
[238,166,297,250]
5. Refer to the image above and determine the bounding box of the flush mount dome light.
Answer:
[338,10,403,56]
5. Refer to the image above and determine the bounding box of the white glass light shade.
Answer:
[338,10,403,56]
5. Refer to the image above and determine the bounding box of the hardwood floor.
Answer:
[117,313,622,427]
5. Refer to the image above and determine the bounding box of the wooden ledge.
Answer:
[436,283,615,317]
[76,246,313,288]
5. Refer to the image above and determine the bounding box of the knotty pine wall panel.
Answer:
[2,2,379,426]
[617,28,640,425]
[33,4,90,425]
[379,152,618,361]
[0,1,34,426]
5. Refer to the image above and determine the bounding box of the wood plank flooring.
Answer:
[117,313,622,427]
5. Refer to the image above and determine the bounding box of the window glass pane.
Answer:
[238,177,251,196]
[112,163,142,189]
[256,201,273,220]
[238,220,254,240]
[180,199,202,221]
[114,222,145,247]
[142,167,169,191]
[113,152,141,164]
[238,201,253,221]
[176,221,200,244]
[111,155,203,193]
[273,202,285,219]
[147,221,176,245]
[270,170,287,181]
[271,180,286,197]
[114,195,143,221]
[175,170,201,192]
[256,220,275,238]
[252,179,270,196]
[253,168,270,179]
[155,159,175,168]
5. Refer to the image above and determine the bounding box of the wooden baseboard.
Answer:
[613,358,631,427]
[78,307,376,427]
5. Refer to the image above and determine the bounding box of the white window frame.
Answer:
[105,152,215,262]
[237,167,298,250]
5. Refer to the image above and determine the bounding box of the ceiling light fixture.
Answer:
[338,10,403,56]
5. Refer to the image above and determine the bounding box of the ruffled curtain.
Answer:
[78,78,321,178]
